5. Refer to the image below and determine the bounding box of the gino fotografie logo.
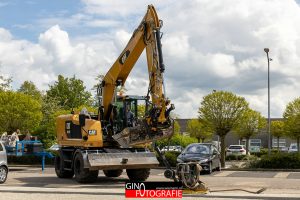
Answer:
[125,182,182,198]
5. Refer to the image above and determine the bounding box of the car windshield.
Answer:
[291,145,297,149]
[184,145,210,155]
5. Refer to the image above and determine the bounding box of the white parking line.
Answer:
[273,172,290,178]
[213,171,235,177]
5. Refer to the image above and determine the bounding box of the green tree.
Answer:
[0,71,12,91]
[187,119,212,143]
[137,104,146,118]
[47,75,92,110]
[199,90,249,167]
[18,81,42,101]
[32,95,62,147]
[0,91,42,133]
[283,98,300,154]
[40,95,62,123]
[271,121,285,151]
[34,108,69,148]
[174,120,181,134]
[33,104,97,148]
[92,74,104,107]
[156,133,197,148]
[234,109,265,155]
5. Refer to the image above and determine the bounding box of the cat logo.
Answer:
[88,130,97,136]
[119,50,130,65]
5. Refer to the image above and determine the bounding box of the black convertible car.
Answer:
[176,143,221,174]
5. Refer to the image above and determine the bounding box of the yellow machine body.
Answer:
[56,114,103,148]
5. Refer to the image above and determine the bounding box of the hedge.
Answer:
[156,151,181,167]
[249,153,300,169]
[155,133,197,148]
[251,148,278,157]
[226,154,247,161]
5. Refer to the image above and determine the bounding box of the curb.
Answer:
[9,165,300,172]
[153,166,300,172]
[221,168,300,172]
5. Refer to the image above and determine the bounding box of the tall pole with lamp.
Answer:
[264,48,271,157]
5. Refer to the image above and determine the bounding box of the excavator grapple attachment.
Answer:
[112,123,173,147]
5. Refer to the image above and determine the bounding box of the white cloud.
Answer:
[0,25,115,90]
[0,28,12,41]
[2,0,300,118]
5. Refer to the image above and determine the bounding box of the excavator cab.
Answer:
[114,95,148,132]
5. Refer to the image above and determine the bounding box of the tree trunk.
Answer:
[220,135,226,168]
[201,138,205,143]
[246,137,249,155]
[277,137,280,152]
[197,138,200,143]
[297,137,300,154]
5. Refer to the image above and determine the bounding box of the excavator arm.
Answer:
[102,5,169,121]
[100,5,174,147]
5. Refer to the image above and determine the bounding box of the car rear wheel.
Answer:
[216,160,221,171]
[0,166,8,184]
[207,162,213,174]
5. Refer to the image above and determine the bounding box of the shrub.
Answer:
[226,154,246,161]
[251,148,278,157]
[155,133,197,148]
[156,151,181,167]
[249,153,300,169]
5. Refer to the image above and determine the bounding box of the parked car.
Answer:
[177,143,221,174]
[279,147,289,152]
[226,145,247,155]
[161,145,183,153]
[0,141,8,184]
[288,143,298,153]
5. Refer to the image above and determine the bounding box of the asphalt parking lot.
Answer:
[1,167,300,200]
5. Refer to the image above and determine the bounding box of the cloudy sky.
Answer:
[1,0,300,118]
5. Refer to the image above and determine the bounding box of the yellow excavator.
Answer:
[55,5,204,190]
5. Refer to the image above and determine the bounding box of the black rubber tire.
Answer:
[55,153,74,178]
[103,169,123,177]
[126,168,150,182]
[216,160,221,171]
[73,153,99,183]
[0,166,8,184]
[207,162,213,174]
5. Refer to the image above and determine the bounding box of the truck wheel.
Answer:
[103,169,123,177]
[126,168,150,182]
[73,153,98,183]
[0,166,8,184]
[55,153,74,178]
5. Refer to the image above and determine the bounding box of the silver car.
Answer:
[0,141,8,183]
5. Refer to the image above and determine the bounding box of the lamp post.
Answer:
[264,48,271,157]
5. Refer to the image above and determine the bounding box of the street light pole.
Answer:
[264,48,271,157]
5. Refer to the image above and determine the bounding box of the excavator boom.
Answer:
[99,5,174,147]
[102,5,162,119]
